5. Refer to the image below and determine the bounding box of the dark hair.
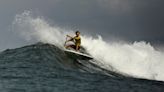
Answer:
[75,31,80,34]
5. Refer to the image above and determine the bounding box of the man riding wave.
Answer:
[65,31,81,51]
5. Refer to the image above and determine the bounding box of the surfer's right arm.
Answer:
[65,35,74,42]
[66,35,73,39]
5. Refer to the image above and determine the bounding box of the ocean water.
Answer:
[0,43,164,92]
[12,11,164,81]
[1,10,162,92]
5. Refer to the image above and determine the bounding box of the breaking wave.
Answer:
[12,11,164,81]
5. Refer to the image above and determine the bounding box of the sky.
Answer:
[0,0,164,50]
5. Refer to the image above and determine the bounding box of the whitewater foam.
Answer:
[12,11,164,81]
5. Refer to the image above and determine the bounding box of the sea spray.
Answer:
[12,11,164,81]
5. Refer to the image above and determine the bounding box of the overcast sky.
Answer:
[0,0,164,50]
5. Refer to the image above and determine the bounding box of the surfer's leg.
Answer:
[75,45,81,51]
[75,45,78,51]
[78,46,80,50]
[66,45,76,50]
[75,45,80,51]
[70,45,76,50]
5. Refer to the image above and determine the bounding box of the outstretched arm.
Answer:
[66,38,73,42]
[66,35,73,39]
[65,35,74,43]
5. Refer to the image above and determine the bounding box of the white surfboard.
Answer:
[64,49,93,60]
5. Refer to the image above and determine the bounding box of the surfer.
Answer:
[65,31,81,51]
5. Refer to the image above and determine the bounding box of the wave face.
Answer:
[12,11,164,81]
[0,43,164,92]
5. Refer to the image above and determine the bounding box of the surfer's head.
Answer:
[75,31,80,36]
